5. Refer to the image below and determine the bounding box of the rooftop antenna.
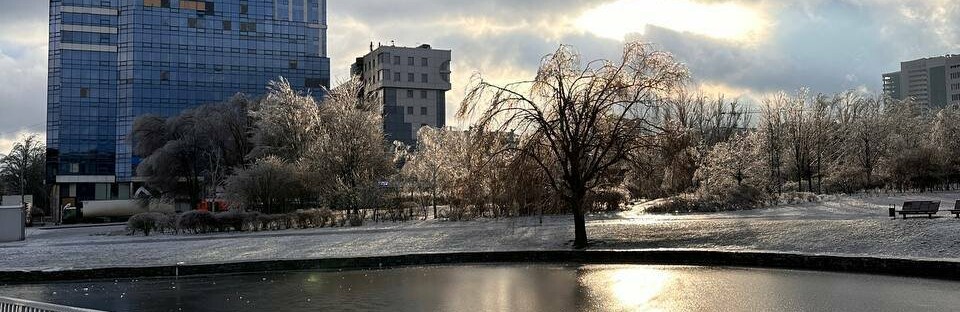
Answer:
[390,40,395,46]
[369,42,373,52]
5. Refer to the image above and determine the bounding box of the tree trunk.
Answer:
[432,188,438,219]
[571,197,587,249]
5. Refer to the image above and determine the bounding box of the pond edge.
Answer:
[3,250,959,283]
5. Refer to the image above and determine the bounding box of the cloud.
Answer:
[625,0,960,107]
[0,131,46,157]
[327,0,619,125]
[0,0,47,144]
[2,0,960,138]
[577,0,772,43]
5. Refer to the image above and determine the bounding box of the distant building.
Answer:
[352,44,451,146]
[882,54,960,107]
[47,0,329,208]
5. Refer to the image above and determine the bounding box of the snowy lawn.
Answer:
[2,192,960,271]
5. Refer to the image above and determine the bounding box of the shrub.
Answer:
[214,210,245,232]
[348,211,365,226]
[127,212,166,236]
[177,210,216,234]
[587,188,630,212]
[242,211,262,231]
[317,208,334,227]
[774,191,819,205]
[158,214,177,234]
[295,209,332,228]
[445,204,473,221]
[645,185,768,213]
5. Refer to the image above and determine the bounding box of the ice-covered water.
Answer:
[2,264,960,311]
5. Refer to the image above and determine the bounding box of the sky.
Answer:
[1,0,959,153]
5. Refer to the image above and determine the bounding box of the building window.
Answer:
[406,106,414,115]
[240,3,248,14]
[160,71,170,81]
[420,90,427,99]
[421,58,428,66]
[407,90,414,98]
[954,94,960,101]
[240,22,256,32]
[181,0,207,11]
[144,0,170,8]
[407,57,414,66]
[187,18,200,28]
[393,56,400,65]
[223,21,232,30]
[393,72,400,81]
[407,73,414,82]
[421,74,428,83]
[80,88,89,98]
[290,60,299,69]
[441,73,450,82]
[420,107,428,115]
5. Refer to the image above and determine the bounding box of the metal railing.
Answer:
[0,296,103,312]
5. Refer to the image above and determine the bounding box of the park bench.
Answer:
[947,200,960,218]
[896,201,940,219]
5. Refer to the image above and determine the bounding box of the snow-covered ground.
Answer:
[2,192,960,271]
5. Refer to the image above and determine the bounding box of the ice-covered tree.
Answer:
[248,78,322,163]
[460,43,687,248]
[694,132,766,200]
[224,156,307,213]
[403,127,468,218]
[133,95,254,209]
[304,78,391,218]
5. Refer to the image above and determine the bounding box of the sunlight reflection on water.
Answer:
[2,264,960,311]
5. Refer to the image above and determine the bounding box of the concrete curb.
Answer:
[2,250,960,284]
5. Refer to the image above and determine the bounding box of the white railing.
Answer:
[0,296,103,312]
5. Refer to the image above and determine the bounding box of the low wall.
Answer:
[3,250,960,284]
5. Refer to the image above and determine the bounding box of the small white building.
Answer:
[0,205,25,242]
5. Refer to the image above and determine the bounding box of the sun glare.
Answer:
[576,0,769,43]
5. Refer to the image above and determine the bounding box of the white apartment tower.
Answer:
[352,44,452,145]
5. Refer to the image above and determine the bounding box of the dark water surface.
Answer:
[2,264,960,311]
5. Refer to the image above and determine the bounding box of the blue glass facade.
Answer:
[48,0,329,201]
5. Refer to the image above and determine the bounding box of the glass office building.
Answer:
[47,0,329,206]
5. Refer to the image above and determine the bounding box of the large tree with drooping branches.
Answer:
[459,42,688,248]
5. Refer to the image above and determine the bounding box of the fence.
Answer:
[0,296,103,312]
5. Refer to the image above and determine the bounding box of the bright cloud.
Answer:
[2,0,960,135]
[576,0,771,43]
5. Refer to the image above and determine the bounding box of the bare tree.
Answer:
[0,135,47,211]
[459,43,687,248]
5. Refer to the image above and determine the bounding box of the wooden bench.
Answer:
[947,200,960,218]
[897,201,940,219]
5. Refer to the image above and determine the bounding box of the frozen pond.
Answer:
[2,264,960,311]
